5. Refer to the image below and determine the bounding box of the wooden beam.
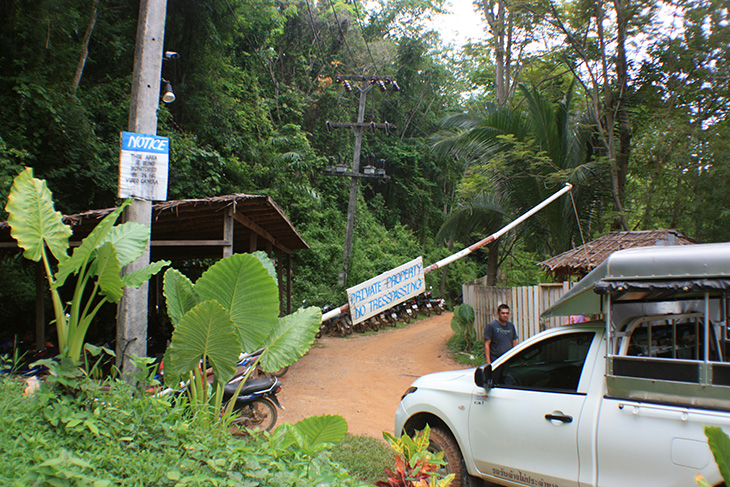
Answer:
[249,233,257,253]
[287,252,292,314]
[277,249,284,316]
[231,211,291,254]
[223,209,234,258]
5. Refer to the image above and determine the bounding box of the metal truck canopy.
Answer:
[542,242,730,318]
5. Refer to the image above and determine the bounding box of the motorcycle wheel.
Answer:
[231,398,278,434]
[271,365,289,377]
[434,304,444,315]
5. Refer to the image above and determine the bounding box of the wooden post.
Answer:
[223,209,234,258]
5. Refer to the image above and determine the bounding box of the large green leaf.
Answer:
[252,250,278,286]
[122,260,170,289]
[293,414,348,449]
[93,242,124,303]
[163,268,200,327]
[195,253,279,351]
[54,200,130,288]
[105,221,150,267]
[258,306,321,373]
[706,426,730,484]
[167,300,239,387]
[5,167,71,263]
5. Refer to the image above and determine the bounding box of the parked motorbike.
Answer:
[319,305,352,336]
[395,301,413,323]
[237,347,288,378]
[155,355,283,433]
[224,373,282,433]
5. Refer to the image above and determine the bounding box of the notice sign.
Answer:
[118,131,169,201]
[347,257,425,325]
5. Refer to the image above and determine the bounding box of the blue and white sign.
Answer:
[347,257,425,324]
[118,131,169,201]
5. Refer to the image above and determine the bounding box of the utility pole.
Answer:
[326,75,399,288]
[117,0,167,376]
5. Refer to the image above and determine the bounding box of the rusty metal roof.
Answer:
[539,230,696,280]
[0,194,308,260]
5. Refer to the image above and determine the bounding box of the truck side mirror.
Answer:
[474,364,493,389]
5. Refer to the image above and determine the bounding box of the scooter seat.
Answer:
[223,377,277,398]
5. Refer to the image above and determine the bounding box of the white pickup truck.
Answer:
[395,242,730,487]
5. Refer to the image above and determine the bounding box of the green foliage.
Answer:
[379,425,454,487]
[331,434,395,484]
[451,304,477,352]
[163,252,321,386]
[0,375,369,486]
[701,426,730,486]
[4,168,169,362]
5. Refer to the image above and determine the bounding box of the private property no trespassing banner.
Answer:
[347,257,425,325]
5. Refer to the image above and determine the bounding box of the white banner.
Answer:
[118,131,169,201]
[347,257,425,325]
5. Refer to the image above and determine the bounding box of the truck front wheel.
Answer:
[428,426,484,487]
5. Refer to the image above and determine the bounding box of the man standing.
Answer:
[484,303,518,365]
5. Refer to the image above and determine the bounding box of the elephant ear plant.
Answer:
[161,251,322,418]
[4,168,169,364]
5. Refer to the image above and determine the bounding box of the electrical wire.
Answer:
[327,0,359,69]
[351,0,380,75]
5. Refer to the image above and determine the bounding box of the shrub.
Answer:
[0,376,370,486]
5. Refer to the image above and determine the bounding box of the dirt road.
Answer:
[276,312,470,439]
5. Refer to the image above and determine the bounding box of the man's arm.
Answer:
[512,339,518,349]
[484,339,491,364]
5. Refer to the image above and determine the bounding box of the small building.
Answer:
[539,230,696,281]
[0,194,309,350]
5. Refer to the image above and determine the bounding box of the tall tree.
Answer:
[542,0,656,230]
[433,82,605,284]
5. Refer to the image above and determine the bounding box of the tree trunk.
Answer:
[596,3,628,230]
[71,0,100,94]
[613,0,632,205]
[486,242,499,286]
[482,0,508,106]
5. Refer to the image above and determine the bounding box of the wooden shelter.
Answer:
[0,194,309,349]
[539,230,696,281]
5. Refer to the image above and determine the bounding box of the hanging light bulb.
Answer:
[161,78,175,103]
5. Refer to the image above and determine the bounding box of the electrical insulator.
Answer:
[383,76,392,85]
[370,121,376,133]
[391,81,400,91]
[326,121,332,133]
[370,76,378,85]
[343,80,352,92]
[377,80,387,92]
[384,121,390,135]
[335,75,342,84]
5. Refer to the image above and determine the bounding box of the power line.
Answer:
[327,0,358,69]
[351,0,379,75]
[304,0,332,75]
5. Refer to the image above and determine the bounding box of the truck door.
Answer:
[469,331,596,487]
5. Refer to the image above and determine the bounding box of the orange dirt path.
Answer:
[276,312,471,439]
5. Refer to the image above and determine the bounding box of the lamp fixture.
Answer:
[161,78,175,104]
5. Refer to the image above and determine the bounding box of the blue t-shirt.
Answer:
[484,320,517,361]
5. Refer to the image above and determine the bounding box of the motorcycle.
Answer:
[395,301,413,323]
[224,373,282,433]
[319,305,351,336]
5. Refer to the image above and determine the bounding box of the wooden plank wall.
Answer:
[463,281,573,342]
